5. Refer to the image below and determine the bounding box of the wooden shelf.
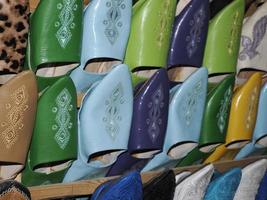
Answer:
[28,155,267,199]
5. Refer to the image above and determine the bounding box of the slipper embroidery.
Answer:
[228,11,242,55]
[239,15,267,60]
[147,84,165,144]
[182,80,203,126]
[216,86,233,134]
[104,0,125,45]
[52,88,73,150]
[246,87,259,130]
[1,85,28,149]
[156,0,173,47]
[55,0,78,48]
[186,5,206,58]
[103,82,124,140]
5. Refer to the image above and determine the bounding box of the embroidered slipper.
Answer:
[256,170,267,200]
[235,83,267,160]
[0,0,29,74]
[205,72,262,163]
[70,0,132,97]
[91,171,143,200]
[63,64,133,182]
[234,159,267,200]
[128,69,169,159]
[204,168,241,200]
[106,76,155,177]
[199,74,235,153]
[142,67,208,172]
[225,72,261,149]
[0,180,31,200]
[173,164,214,200]
[237,2,267,74]
[106,151,149,176]
[143,170,176,200]
[107,70,169,176]
[21,76,78,186]
[124,0,176,85]
[167,0,209,82]
[203,0,245,75]
[0,71,37,180]
[178,75,235,166]
[28,0,83,77]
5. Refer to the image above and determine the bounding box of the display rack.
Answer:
[27,0,266,199]
[28,156,267,199]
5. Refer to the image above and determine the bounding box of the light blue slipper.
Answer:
[142,67,208,172]
[63,64,133,182]
[70,0,132,93]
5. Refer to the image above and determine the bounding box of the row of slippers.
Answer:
[0,0,267,187]
[2,159,267,200]
[91,159,267,200]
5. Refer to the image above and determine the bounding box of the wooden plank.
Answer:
[29,155,267,199]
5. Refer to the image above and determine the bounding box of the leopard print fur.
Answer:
[0,0,29,74]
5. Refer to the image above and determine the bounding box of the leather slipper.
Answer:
[205,73,261,163]
[225,72,261,149]
[21,76,78,186]
[235,83,267,160]
[142,67,208,172]
[124,0,176,85]
[237,2,267,74]
[203,0,245,75]
[0,71,37,180]
[63,64,133,182]
[167,0,209,82]
[70,0,132,98]
[28,0,83,76]
[128,69,169,159]
[199,74,235,153]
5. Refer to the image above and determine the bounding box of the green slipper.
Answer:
[28,0,83,76]
[22,76,77,186]
[203,0,245,75]
[199,74,235,152]
[124,0,176,85]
